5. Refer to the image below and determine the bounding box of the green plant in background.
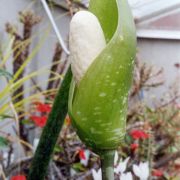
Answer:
[0,8,67,174]
[68,0,136,179]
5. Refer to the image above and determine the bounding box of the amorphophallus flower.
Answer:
[68,0,136,179]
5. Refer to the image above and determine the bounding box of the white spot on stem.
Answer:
[99,92,106,97]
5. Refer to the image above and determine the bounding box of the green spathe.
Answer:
[69,0,136,151]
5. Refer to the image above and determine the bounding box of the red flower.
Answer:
[130,143,139,151]
[30,116,47,127]
[152,169,163,177]
[35,102,51,113]
[130,130,149,140]
[79,149,86,160]
[11,175,26,180]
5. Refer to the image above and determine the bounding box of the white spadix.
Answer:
[69,10,106,83]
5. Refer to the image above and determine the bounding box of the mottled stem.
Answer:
[28,68,72,180]
[100,150,115,180]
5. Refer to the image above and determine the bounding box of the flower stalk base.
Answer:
[100,150,115,180]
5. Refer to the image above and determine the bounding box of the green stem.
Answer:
[100,150,115,180]
[28,68,72,180]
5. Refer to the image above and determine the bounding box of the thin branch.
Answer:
[5,156,32,176]
[153,151,180,169]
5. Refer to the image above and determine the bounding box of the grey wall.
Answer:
[32,1,70,89]
[0,0,70,90]
[137,38,180,104]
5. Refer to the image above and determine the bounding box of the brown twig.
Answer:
[65,0,74,16]
[31,78,43,92]
[47,43,62,90]
[153,151,180,169]
[130,59,163,98]
[6,11,41,151]
[5,156,32,176]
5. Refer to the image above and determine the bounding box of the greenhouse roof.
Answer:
[129,0,180,40]
[129,0,180,23]
[49,0,180,40]
[54,0,180,23]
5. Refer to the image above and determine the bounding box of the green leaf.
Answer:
[21,119,34,125]
[0,136,9,147]
[72,163,86,172]
[69,0,137,150]
[53,145,63,153]
[124,134,132,144]
[0,114,13,121]
[89,0,118,43]
[0,68,13,80]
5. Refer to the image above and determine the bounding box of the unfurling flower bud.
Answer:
[69,11,106,83]
[68,0,136,151]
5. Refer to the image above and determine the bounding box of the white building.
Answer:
[131,0,180,102]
